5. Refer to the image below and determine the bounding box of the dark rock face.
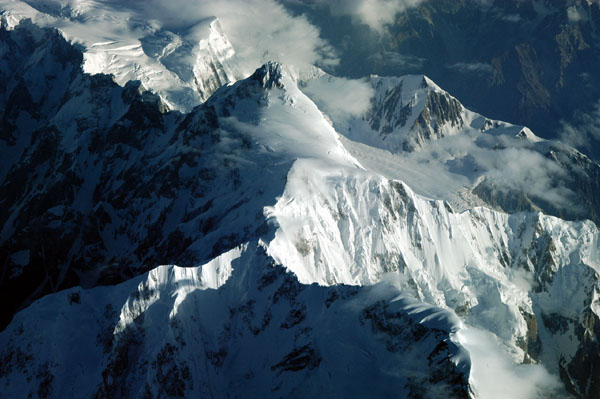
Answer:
[410,89,465,150]
[365,76,466,151]
[368,79,410,134]
[524,231,600,399]
[250,61,285,90]
[361,300,471,399]
[517,308,541,364]
[558,310,600,399]
[406,0,600,142]
[0,22,288,330]
[539,307,600,399]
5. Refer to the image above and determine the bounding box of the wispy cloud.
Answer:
[447,62,493,74]
[289,0,425,33]
[559,101,600,160]
[368,51,425,69]
[302,75,375,117]
[22,0,339,73]
[499,13,522,22]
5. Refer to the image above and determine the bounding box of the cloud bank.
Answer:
[412,134,580,212]
[560,101,600,160]
[292,0,425,33]
[456,327,563,399]
[17,0,338,74]
[133,0,339,72]
[302,76,375,118]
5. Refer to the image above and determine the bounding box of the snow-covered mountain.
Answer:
[308,74,475,152]
[1,242,473,398]
[0,0,241,111]
[1,12,600,399]
[0,23,296,330]
[303,73,600,227]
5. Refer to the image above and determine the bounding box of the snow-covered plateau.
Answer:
[1,4,600,399]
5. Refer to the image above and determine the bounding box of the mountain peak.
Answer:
[250,61,285,89]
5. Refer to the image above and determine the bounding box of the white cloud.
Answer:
[474,146,577,208]
[104,0,338,72]
[567,6,583,22]
[447,62,493,74]
[456,327,563,399]
[298,0,425,33]
[413,134,581,212]
[559,101,600,158]
[302,75,375,117]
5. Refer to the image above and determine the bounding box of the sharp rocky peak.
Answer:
[249,61,286,89]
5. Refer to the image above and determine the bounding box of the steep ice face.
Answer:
[265,158,600,396]
[192,19,238,102]
[0,1,240,111]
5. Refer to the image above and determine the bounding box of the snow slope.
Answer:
[0,25,354,332]
[266,162,599,380]
[0,242,474,399]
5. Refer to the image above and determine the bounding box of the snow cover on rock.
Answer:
[304,74,489,152]
[1,16,600,399]
[0,241,480,398]
[266,160,599,376]
[304,72,600,227]
[0,0,336,112]
[0,0,240,111]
